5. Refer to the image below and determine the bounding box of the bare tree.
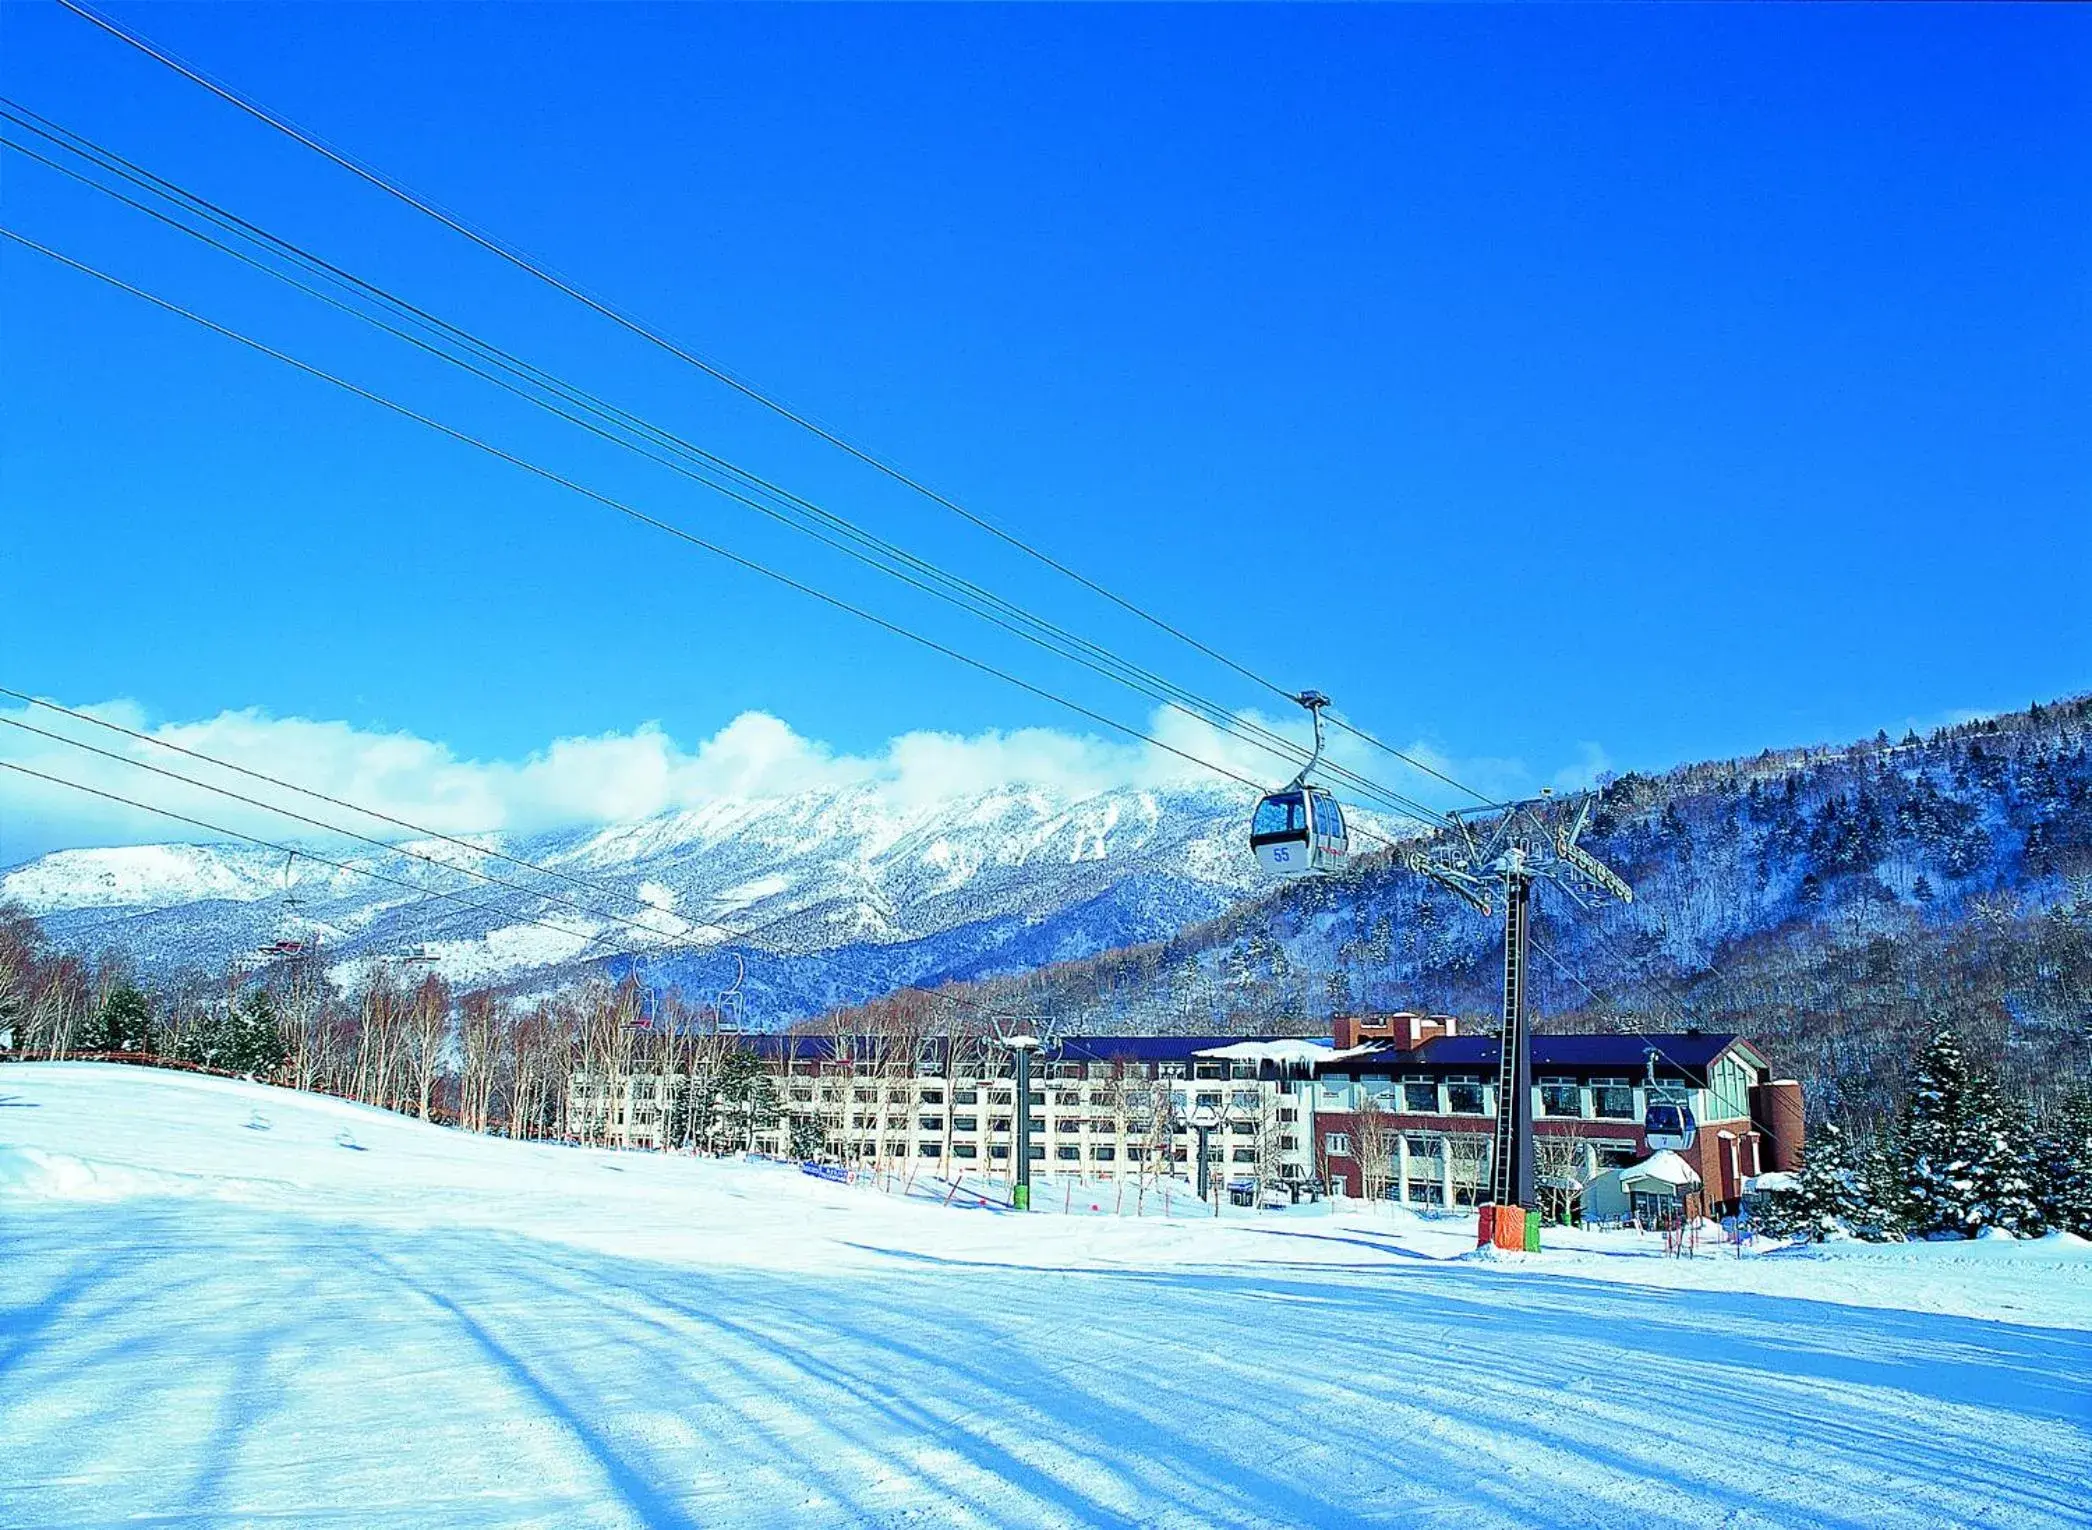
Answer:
[1354,1095,1398,1206]
[454,990,502,1134]
[403,973,452,1122]
[1533,1133,1588,1225]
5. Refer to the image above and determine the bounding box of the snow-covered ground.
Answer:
[3,1065,2086,1528]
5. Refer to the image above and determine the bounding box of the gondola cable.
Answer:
[46,2,1501,815]
[0,115,1451,831]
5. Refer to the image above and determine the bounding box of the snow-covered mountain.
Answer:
[1,782,1285,1018]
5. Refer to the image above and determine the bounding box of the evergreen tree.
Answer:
[787,1115,828,1162]
[88,982,154,1054]
[1990,1102,2046,1238]
[717,1048,782,1151]
[1755,1122,1856,1240]
[174,1002,238,1070]
[1899,1029,2010,1238]
[228,989,287,1076]
[2034,1086,2092,1238]
[1758,1122,1904,1241]
[1854,1131,1908,1241]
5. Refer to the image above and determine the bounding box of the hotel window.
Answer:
[1591,1078,1634,1119]
[1056,1144,1081,1161]
[1407,1180,1445,1206]
[952,1143,978,1160]
[1231,1090,1261,1108]
[1196,1092,1223,1109]
[920,1088,944,1105]
[953,1116,978,1132]
[1277,1108,1298,1123]
[1231,1062,1256,1080]
[1028,1092,1046,1107]
[990,1145,1010,1160]
[1092,1145,1116,1161]
[1403,1076,1439,1113]
[1324,1132,1353,1156]
[990,1118,1012,1134]
[1539,1077,1583,1117]
[919,1116,943,1133]
[1056,1120,1081,1134]
[1156,1062,1186,1079]
[953,1088,978,1106]
[1595,1140,1638,1169]
[1229,1120,1255,1135]
[1055,1091,1081,1107]
[1405,1134,1440,1159]
[918,1141,943,1158]
[1127,1145,1148,1161]
[1028,1145,1046,1161]
[1231,1148,1257,1163]
[1279,1135,1299,1151]
[990,1091,1012,1106]
[853,1088,875,1104]
[1445,1076,1485,1115]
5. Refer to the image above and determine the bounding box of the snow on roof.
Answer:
[1746,1172,1800,1195]
[1191,1040,1337,1068]
[1619,1149,1703,1189]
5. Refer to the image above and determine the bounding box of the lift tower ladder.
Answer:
[1489,863,1535,1208]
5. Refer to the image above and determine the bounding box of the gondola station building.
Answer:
[1310,1013,1802,1219]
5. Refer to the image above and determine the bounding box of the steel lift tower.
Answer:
[1407,790,1633,1250]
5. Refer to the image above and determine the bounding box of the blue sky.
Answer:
[2,3,2087,856]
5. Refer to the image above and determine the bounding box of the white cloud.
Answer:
[0,693,1578,864]
[1551,742,1614,793]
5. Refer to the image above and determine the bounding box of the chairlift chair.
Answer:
[1249,691,1350,876]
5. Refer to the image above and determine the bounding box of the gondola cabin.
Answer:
[1644,1099,1698,1152]
[1250,787,1349,876]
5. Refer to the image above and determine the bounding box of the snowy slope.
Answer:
[0,782,1279,1012]
[3,1064,2087,1529]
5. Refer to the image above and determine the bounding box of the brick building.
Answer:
[1312,1023,1799,1218]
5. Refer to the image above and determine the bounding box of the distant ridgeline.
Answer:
[943,696,2092,1121]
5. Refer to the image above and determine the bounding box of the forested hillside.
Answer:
[948,697,2092,1122]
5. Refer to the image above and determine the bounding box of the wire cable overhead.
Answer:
[46,0,1496,814]
[0,106,1456,832]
